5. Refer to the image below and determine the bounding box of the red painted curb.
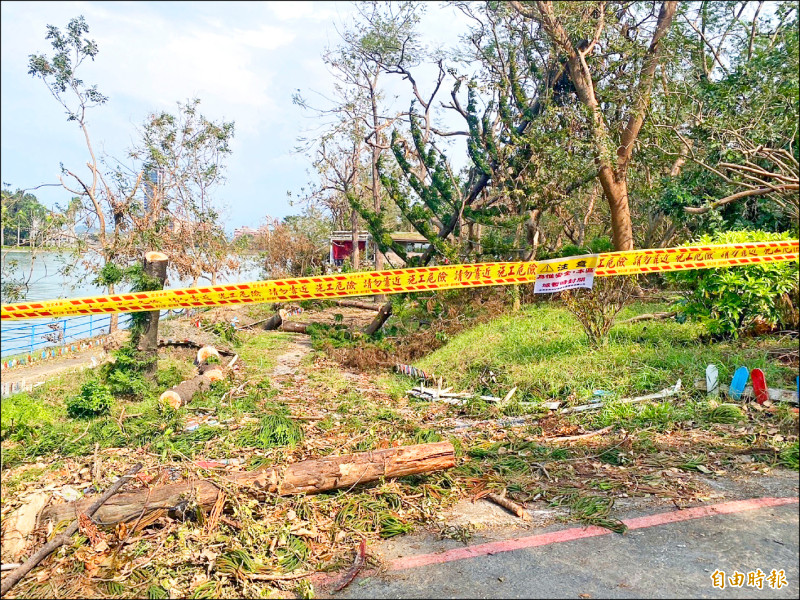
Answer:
[388,496,799,572]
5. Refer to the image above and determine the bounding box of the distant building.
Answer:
[329,231,370,266]
[233,226,261,241]
[328,231,430,267]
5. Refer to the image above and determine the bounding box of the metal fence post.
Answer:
[63,318,67,341]
[30,323,35,354]
[90,314,93,337]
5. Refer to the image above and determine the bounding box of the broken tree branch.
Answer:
[1,463,142,598]
[616,311,677,324]
[483,492,530,521]
[684,184,799,214]
[363,301,392,336]
[333,538,367,592]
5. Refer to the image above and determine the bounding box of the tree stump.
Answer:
[138,251,168,375]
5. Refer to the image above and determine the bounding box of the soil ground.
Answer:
[1,298,798,599]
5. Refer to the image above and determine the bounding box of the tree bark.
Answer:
[138,251,168,375]
[279,321,311,334]
[108,283,119,333]
[332,299,381,311]
[363,301,392,336]
[598,168,634,251]
[370,82,386,302]
[40,443,455,527]
[1,464,142,598]
[261,310,285,331]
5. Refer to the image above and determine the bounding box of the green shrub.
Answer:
[100,345,153,398]
[66,380,114,418]
[669,230,799,337]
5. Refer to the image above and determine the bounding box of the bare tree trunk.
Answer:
[108,282,119,333]
[138,252,168,375]
[598,168,634,251]
[370,89,386,300]
[524,208,542,260]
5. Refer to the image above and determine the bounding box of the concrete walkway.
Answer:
[316,471,799,599]
[331,498,797,599]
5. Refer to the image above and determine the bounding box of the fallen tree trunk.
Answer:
[159,346,225,409]
[363,301,392,336]
[279,321,311,334]
[41,442,455,528]
[261,310,285,331]
[332,299,381,311]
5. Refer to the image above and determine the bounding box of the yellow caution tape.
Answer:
[2,240,797,320]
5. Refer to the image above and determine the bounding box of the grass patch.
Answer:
[418,302,797,401]
[235,331,292,378]
[237,413,304,449]
[779,442,799,470]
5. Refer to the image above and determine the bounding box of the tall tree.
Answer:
[28,17,237,310]
[509,1,679,250]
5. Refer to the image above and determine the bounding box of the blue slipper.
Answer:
[729,366,749,401]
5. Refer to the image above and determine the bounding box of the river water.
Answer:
[1,250,264,357]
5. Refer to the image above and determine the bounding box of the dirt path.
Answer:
[1,348,108,390]
[270,336,313,379]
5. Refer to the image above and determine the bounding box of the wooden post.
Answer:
[138,252,168,375]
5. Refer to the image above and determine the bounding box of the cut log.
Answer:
[363,301,392,336]
[261,310,286,331]
[137,252,168,376]
[160,345,224,409]
[1,493,48,562]
[332,299,381,311]
[1,464,142,598]
[195,345,221,365]
[41,442,455,528]
[279,321,311,334]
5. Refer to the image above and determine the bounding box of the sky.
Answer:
[0,1,472,233]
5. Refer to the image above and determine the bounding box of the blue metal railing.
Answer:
[0,309,190,358]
